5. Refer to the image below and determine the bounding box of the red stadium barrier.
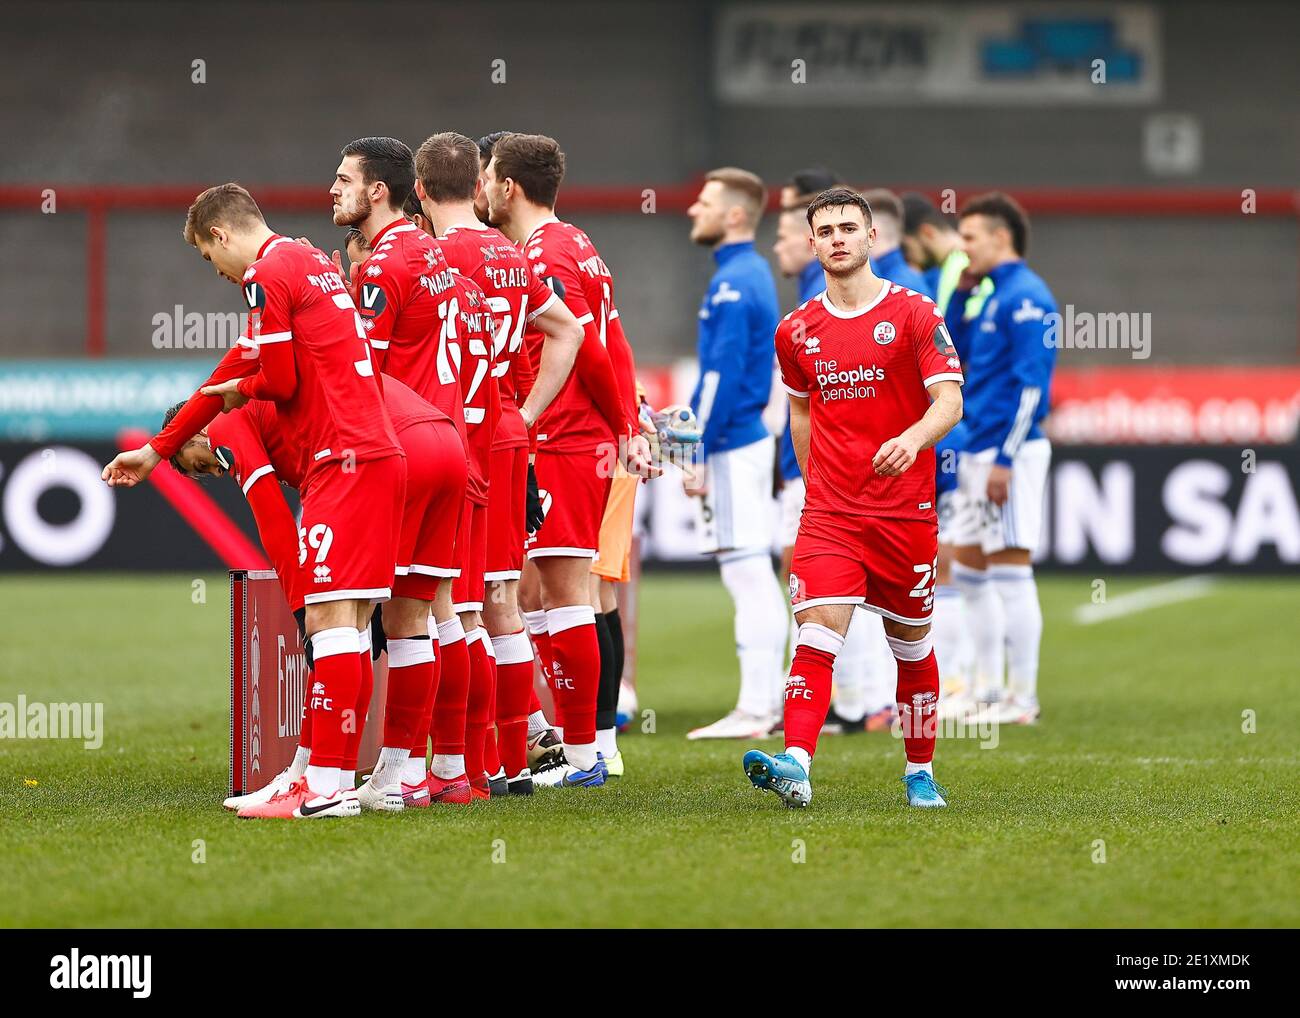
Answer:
[2,183,1298,356]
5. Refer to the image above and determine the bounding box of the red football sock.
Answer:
[892,638,940,764]
[431,618,470,757]
[483,638,501,776]
[343,643,374,771]
[493,630,534,777]
[409,639,441,762]
[528,684,543,717]
[464,629,493,782]
[384,636,435,749]
[546,606,600,747]
[308,627,362,768]
[782,623,844,759]
[299,679,313,749]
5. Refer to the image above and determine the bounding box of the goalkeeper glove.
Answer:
[525,464,546,533]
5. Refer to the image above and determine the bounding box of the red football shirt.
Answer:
[447,273,498,505]
[233,235,401,473]
[437,223,557,451]
[520,217,631,453]
[208,399,306,494]
[356,219,466,449]
[776,283,964,520]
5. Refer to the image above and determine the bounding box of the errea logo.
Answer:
[803,335,821,354]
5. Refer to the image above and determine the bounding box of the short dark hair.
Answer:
[477,130,512,165]
[786,167,843,198]
[344,227,367,253]
[161,400,194,475]
[805,187,872,229]
[402,189,424,222]
[415,132,481,203]
[491,133,565,208]
[183,183,264,246]
[341,136,415,211]
[901,192,955,236]
[959,191,1029,256]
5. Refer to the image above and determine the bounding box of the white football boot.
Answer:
[686,709,780,741]
[223,766,297,812]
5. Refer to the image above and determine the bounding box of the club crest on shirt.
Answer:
[873,321,896,345]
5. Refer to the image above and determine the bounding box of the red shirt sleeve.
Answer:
[547,257,629,439]
[236,270,298,402]
[244,474,305,612]
[774,318,811,397]
[910,300,964,389]
[356,259,404,374]
[150,337,260,461]
[605,314,640,434]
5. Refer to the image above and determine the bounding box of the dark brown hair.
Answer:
[415,132,481,203]
[959,191,1030,256]
[490,133,566,208]
[805,187,873,229]
[183,183,264,245]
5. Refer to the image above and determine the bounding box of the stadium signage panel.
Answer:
[0,360,211,441]
[0,441,262,571]
[635,445,1299,573]
[230,570,388,795]
[715,2,1161,105]
[1049,367,1300,445]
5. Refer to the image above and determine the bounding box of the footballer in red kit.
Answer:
[164,375,466,817]
[103,183,406,820]
[742,188,964,811]
[331,137,475,807]
[413,130,586,791]
[484,132,656,787]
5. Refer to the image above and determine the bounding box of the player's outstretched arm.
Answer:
[873,380,963,477]
[518,298,582,429]
[102,339,261,487]
[244,473,306,612]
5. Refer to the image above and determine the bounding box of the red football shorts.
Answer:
[485,445,528,582]
[788,509,938,626]
[394,420,467,601]
[452,499,488,612]
[300,454,406,605]
[525,448,611,560]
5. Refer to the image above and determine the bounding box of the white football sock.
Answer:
[339,770,356,791]
[904,761,934,777]
[719,549,790,717]
[431,754,464,780]
[931,583,969,688]
[527,710,550,736]
[989,564,1042,704]
[596,727,618,759]
[374,746,409,782]
[951,561,1005,700]
[567,741,598,771]
[305,765,340,797]
[289,745,310,780]
[787,747,812,773]
[830,612,871,722]
[401,758,425,785]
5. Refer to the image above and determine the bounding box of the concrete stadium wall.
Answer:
[2,0,1297,364]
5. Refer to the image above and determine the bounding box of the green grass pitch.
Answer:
[1,572,1297,927]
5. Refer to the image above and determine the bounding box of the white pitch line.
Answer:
[1072,575,1218,626]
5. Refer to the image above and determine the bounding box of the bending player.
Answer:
[742,188,963,809]
[166,373,466,816]
[103,184,407,819]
